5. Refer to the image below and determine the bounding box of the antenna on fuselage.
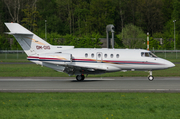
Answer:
[106,24,115,48]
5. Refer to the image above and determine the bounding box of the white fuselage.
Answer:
[28,48,175,75]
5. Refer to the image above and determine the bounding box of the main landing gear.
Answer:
[76,74,85,81]
[148,71,154,81]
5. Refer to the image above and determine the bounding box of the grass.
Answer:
[1,92,180,119]
[0,59,29,62]
[0,63,179,77]
[0,53,27,60]
[0,64,69,77]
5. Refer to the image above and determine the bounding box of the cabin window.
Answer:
[141,52,145,57]
[91,53,94,58]
[104,54,107,58]
[141,52,157,58]
[110,54,113,58]
[149,52,157,58]
[116,54,119,58]
[141,52,150,57]
[145,52,149,57]
[98,53,101,58]
[85,53,88,58]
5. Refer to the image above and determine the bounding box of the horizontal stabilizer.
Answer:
[5,23,33,34]
[4,32,33,35]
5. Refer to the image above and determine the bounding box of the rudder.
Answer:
[5,23,52,56]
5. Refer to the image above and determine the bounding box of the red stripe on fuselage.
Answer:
[73,59,162,65]
[27,56,39,59]
[103,60,162,65]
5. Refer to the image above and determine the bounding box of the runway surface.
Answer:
[0,77,180,92]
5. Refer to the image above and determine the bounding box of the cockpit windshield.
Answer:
[141,52,158,58]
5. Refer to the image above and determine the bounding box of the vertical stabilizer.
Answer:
[5,23,51,56]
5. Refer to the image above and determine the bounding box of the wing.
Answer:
[28,53,120,76]
[42,62,106,76]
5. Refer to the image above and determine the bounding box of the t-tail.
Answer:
[4,23,74,56]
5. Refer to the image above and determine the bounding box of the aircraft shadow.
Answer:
[71,80,104,82]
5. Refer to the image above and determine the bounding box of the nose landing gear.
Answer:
[148,71,154,81]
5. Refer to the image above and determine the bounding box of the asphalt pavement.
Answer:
[0,77,180,92]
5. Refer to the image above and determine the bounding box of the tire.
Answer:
[76,75,85,81]
[148,75,154,81]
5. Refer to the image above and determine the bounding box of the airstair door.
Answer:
[96,52,103,63]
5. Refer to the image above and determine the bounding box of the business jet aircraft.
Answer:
[5,23,175,81]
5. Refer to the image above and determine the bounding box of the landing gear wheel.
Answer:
[148,71,154,81]
[76,75,85,81]
[148,75,154,81]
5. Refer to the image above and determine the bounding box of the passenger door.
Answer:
[96,52,103,63]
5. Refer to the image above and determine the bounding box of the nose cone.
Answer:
[165,60,175,68]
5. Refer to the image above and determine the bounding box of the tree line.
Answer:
[0,0,180,50]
